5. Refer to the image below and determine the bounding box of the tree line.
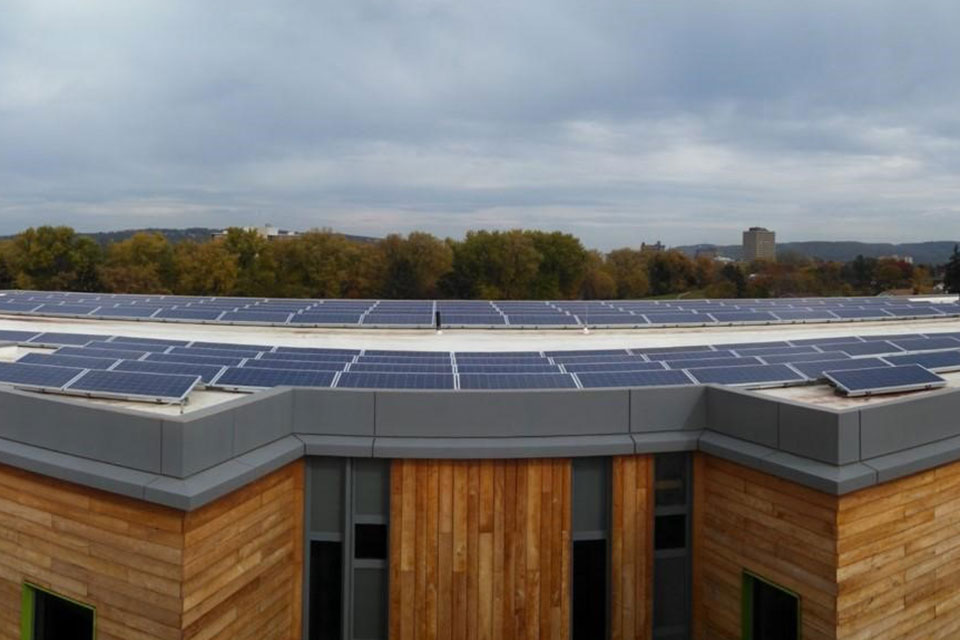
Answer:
[0,225,940,300]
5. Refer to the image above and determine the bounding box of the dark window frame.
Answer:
[571,456,611,640]
[741,572,801,640]
[21,582,96,640]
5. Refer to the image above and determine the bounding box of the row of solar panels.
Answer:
[0,292,957,327]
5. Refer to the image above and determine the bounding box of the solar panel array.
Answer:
[0,326,959,402]
[0,291,957,328]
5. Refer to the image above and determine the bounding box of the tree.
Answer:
[579,251,616,299]
[605,249,650,299]
[99,232,176,294]
[525,231,588,299]
[647,250,695,295]
[944,245,960,294]
[378,232,453,299]
[220,228,275,296]
[8,226,104,291]
[174,241,239,295]
[441,230,541,299]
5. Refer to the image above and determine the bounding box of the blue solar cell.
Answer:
[56,346,148,360]
[0,302,42,312]
[455,351,541,357]
[544,349,630,357]
[884,307,943,317]
[219,311,292,323]
[259,351,355,363]
[168,346,264,359]
[242,358,345,371]
[94,306,162,318]
[889,337,960,352]
[576,369,694,389]
[790,357,891,379]
[18,353,118,370]
[548,355,645,365]
[107,336,189,347]
[882,351,960,372]
[771,310,838,321]
[336,372,455,389]
[685,364,806,387]
[146,352,245,367]
[34,304,99,315]
[787,336,865,346]
[0,362,84,388]
[579,315,647,325]
[84,340,170,353]
[189,341,274,351]
[759,352,852,364]
[212,367,336,390]
[290,313,363,324]
[154,308,225,321]
[632,345,714,355]
[274,346,360,356]
[817,341,903,357]
[642,313,713,324]
[112,359,226,383]
[561,361,666,374]
[505,314,579,325]
[663,356,762,369]
[825,364,946,396]
[357,355,453,364]
[644,350,735,362]
[64,369,200,402]
[362,314,433,325]
[709,311,778,323]
[439,315,507,325]
[0,330,41,342]
[455,364,562,374]
[715,341,792,350]
[731,346,819,357]
[349,363,453,374]
[458,373,577,389]
[28,333,108,346]
[454,356,549,366]
[830,309,892,319]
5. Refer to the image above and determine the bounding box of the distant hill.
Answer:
[0,227,381,246]
[675,241,960,265]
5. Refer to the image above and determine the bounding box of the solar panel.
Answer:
[219,311,292,323]
[154,308,225,321]
[824,364,946,397]
[454,356,549,366]
[56,346,149,360]
[0,362,84,389]
[454,364,563,374]
[663,356,762,369]
[817,341,903,357]
[241,358,346,372]
[438,314,507,325]
[830,308,892,319]
[361,314,433,325]
[543,349,630,357]
[770,310,838,321]
[28,332,107,346]
[579,314,647,325]
[18,353,119,370]
[758,352,852,365]
[505,314,579,325]
[685,364,806,387]
[357,356,453,364]
[289,313,363,324]
[885,307,943,317]
[274,346,360,356]
[548,355,644,365]
[731,345,819,357]
[632,345,715,355]
[790,357,891,379]
[167,346,264,359]
[709,311,778,323]
[335,372,455,389]
[787,336,865,346]
[576,369,694,389]
[561,361,667,373]
[349,363,453,374]
[212,367,336,390]
[106,336,190,347]
[458,373,577,389]
[112,359,226,383]
[881,351,960,373]
[715,341,792,350]
[145,352,245,367]
[63,369,200,403]
[0,330,41,342]
[644,350,735,362]
[259,351,355,364]
[889,337,960,352]
[642,313,713,325]
[84,340,170,353]
[34,304,99,315]
[95,306,161,318]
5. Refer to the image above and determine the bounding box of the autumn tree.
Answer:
[525,231,588,299]
[174,241,239,295]
[8,226,103,291]
[605,249,650,299]
[99,232,177,293]
[579,251,616,299]
[378,232,453,299]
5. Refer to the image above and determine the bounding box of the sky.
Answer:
[2,1,960,250]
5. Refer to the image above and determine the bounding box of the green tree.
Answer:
[579,251,616,299]
[943,245,960,294]
[378,232,453,299]
[605,249,650,299]
[220,228,276,296]
[99,232,177,294]
[647,250,695,295]
[174,241,239,295]
[8,226,104,291]
[441,230,541,299]
[525,231,588,299]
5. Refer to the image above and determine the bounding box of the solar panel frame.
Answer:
[824,364,947,397]
[112,359,227,384]
[62,369,200,403]
[0,362,86,390]
[55,346,150,360]
[18,353,120,370]
[335,372,456,390]
[575,369,694,389]
[241,358,346,372]
[684,364,807,388]
[458,373,577,390]
[211,367,337,391]
[790,357,892,379]
[145,352,246,367]
[881,351,960,373]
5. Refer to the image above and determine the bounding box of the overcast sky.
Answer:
[2,1,959,249]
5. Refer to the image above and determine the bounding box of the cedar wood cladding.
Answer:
[611,455,653,640]
[0,460,303,640]
[389,458,572,640]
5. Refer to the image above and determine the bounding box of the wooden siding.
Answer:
[0,463,185,640]
[181,460,304,640]
[0,460,303,640]
[692,453,839,640]
[836,457,960,639]
[389,458,571,640]
[610,455,653,640]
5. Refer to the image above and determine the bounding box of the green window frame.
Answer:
[741,572,800,640]
[21,583,96,640]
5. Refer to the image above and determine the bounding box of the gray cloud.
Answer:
[2,0,960,249]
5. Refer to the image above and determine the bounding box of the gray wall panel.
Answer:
[778,404,860,465]
[165,410,235,478]
[630,386,706,432]
[706,387,779,448]
[293,389,375,436]
[0,389,163,472]
[860,388,960,459]
[372,434,635,459]
[232,389,293,453]
[374,390,630,438]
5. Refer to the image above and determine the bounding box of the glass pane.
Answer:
[354,523,388,560]
[34,589,93,640]
[572,457,607,533]
[655,514,686,550]
[353,568,387,639]
[309,541,343,640]
[573,539,607,640]
[753,578,798,640]
[655,453,687,507]
[354,459,389,517]
[310,458,344,534]
[653,556,687,629]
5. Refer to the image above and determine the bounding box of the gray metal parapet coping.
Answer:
[1,381,960,509]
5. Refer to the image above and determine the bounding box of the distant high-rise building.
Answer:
[742,227,776,261]
[641,241,665,253]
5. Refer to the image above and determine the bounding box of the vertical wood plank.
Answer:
[426,461,440,640]
[390,461,404,640]
[453,462,468,640]
[438,461,454,640]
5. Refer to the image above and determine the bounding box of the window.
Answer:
[742,573,799,640]
[21,583,95,640]
[305,457,390,640]
[572,457,609,640]
[653,453,691,639]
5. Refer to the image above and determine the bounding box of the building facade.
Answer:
[742,227,776,261]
